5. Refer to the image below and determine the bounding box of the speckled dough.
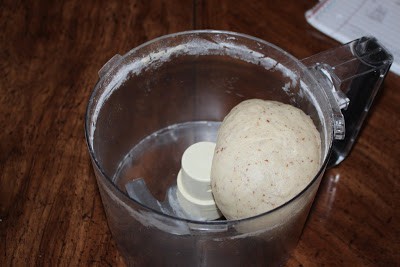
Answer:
[211,99,321,220]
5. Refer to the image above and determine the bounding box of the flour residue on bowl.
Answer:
[89,35,301,145]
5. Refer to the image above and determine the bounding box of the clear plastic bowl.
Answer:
[85,30,334,266]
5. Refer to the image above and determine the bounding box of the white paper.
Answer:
[306,0,400,75]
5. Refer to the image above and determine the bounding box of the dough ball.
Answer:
[211,99,321,220]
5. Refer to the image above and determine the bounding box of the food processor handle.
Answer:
[301,36,393,167]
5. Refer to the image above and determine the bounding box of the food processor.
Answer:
[85,30,392,266]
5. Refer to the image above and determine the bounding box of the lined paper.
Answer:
[306,0,400,75]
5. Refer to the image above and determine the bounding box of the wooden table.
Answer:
[1,0,398,266]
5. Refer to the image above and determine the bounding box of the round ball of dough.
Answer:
[211,99,321,220]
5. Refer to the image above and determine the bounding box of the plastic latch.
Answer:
[311,64,347,140]
[320,68,350,110]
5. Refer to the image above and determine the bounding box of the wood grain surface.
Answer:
[1,0,398,266]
